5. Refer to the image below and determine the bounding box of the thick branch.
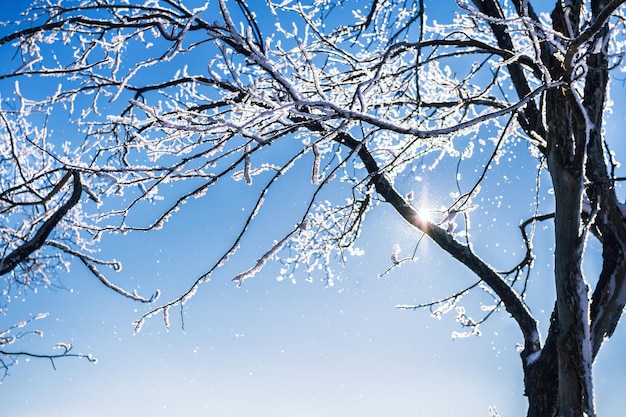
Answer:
[470,0,545,140]
[334,130,539,352]
[581,0,626,358]
[0,170,82,276]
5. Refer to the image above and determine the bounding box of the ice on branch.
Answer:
[54,342,72,353]
[390,244,401,265]
[244,144,252,184]
[163,305,171,330]
[311,143,323,184]
[232,234,291,286]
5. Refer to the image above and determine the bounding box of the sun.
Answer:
[416,208,435,224]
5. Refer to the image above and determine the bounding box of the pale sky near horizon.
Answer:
[1,1,626,416]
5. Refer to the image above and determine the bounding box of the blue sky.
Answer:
[4,149,626,416]
[3,195,533,417]
[1,1,626,416]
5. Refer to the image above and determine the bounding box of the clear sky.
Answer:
[1,1,626,417]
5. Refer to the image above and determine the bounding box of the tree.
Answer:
[1,0,625,415]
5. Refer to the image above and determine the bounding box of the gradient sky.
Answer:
[2,1,626,416]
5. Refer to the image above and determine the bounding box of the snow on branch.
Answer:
[0,170,82,277]
[0,312,96,379]
[232,233,292,286]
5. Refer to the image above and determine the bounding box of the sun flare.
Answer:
[416,208,435,224]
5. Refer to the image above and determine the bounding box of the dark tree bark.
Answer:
[0,170,82,276]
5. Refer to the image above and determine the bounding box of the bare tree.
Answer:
[1,0,626,415]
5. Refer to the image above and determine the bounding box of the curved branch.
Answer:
[0,170,82,276]
[409,38,543,79]
[47,241,159,303]
[333,129,540,352]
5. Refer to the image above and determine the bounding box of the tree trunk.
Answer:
[544,82,595,416]
[520,86,594,416]
[523,310,558,417]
